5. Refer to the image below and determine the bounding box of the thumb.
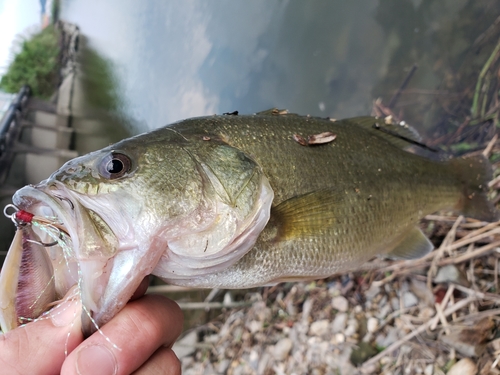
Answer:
[0,298,83,375]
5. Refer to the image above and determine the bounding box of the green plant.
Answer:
[0,26,60,99]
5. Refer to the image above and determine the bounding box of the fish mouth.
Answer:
[13,183,80,248]
[11,182,164,337]
[11,182,117,335]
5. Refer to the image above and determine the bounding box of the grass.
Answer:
[0,25,60,99]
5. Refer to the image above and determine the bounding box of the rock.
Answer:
[410,278,435,306]
[376,303,391,320]
[365,284,381,301]
[172,330,198,359]
[434,264,469,286]
[332,313,348,333]
[217,359,231,374]
[334,333,345,344]
[345,319,359,337]
[302,298,314,324]
[257,352,272,374]
[375,326,400,348]
[309,319,330,336]
[331,295,349,312]
[246,320,263,333]
[391,297,400,310]
[367,317,379,333]
[446,358,477,375]
[424,364,433,375]
[402,291,418,307]
[249,349,259,369]
[350,342,378,365]
[273,338,293,361]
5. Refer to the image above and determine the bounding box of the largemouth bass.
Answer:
[1,112,497,335]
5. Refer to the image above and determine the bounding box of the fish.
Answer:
[1,111,497,335]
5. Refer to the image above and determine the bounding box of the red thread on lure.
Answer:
[15,210,34,224]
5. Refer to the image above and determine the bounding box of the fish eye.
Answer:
[99,152,132,180]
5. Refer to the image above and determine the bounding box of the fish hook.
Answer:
[26,224,64,248]
[3,204,62,247]
[3,204,28,227]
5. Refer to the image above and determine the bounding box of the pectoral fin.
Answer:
[386,227,433,260]
[271,190,341,240]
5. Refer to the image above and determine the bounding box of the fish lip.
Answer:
[12,183,79,242]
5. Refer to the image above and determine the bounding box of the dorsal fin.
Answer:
[346,116,429,150]
[255,108,301,117]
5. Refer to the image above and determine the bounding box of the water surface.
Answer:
[61,0,500,135]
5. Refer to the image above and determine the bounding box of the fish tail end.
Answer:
[451,154,499,222]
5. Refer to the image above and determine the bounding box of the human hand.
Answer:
[0,278,183,375]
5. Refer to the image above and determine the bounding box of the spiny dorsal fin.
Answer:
[386,227,433,260]
[255,108,300,117]
[271,190,342,240]
[346,116,426,150]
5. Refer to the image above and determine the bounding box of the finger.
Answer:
[0,298,83,375]
[132,347,181,375]
[61,295,183,375]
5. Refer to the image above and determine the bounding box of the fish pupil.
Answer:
[107,159,124,174]
[99,152,132,179]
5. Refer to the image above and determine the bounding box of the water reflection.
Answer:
[60,0,500,138]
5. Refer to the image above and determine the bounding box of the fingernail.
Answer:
[76,345,117,375]
[50,299,80,327]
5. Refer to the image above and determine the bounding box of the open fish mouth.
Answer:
[1,182,118,335]
[0,184,80,332]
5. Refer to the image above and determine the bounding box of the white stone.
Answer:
[376,326,400,347]
[217,359,231,374]
[447,358,477,375]
[391,297,400,310]
[376,303,391,320]
[247,320,262,333]
[410,278,434,306]
[402,292,418,307]
[331,295,349,312]
[367,317,379,333]
[344,319,359,337]
[365,284,381,300]
[334,333,345,344]
[309,319,330,336]
[273,338,293,361]
[434,264,461,283]
[424,364,433,375]
[332,313,348,333]
[172,330,197,359]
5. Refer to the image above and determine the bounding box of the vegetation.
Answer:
[51,0,61,23]
[79,43,121,112]
[0,25,60,99]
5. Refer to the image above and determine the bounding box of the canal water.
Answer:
[60,0,500,136]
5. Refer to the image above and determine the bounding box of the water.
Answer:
[60,0,500,137]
